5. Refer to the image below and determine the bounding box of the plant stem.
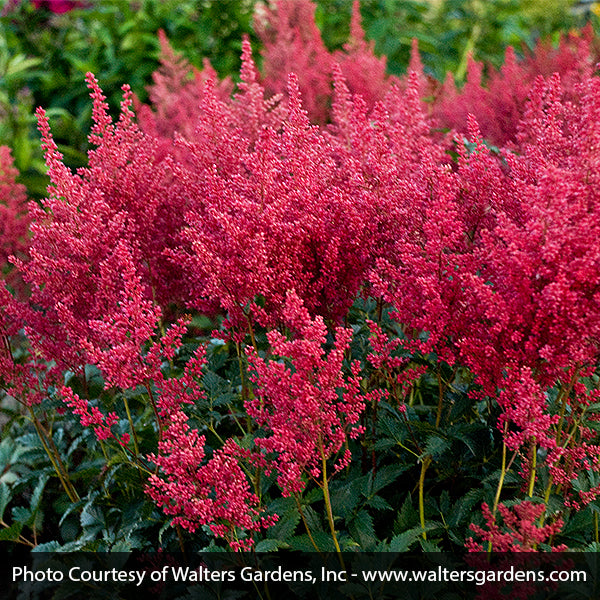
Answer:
[144,379,163,445]
[122,394,145,482]
[419,455,432,540]
[488,424,509,553]
[294,493,321,553]
[528,437,537,497]
[123,395,140,457]
[320,446,344,568]
[29,407,79,503]
[435,367,444,428]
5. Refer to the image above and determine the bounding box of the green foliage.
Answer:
[0,0,258,191]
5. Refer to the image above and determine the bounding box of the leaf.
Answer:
[0,438,16,467]
[394,495,419,533]
[365,495,392,511]
[80,502,106,539]
[389,526,424,551]
[288,531,334,552]
[369,464,409,495]
[424,435,451,461]
[268,505,300,542]
[301,505,325,534]
[12,506,32,525]
[331,475,367,519]
[32,540,62,552]
[447,489,484,528]
[29,473,49,514]
[0,482,10,521]
[0,521,23,542]
[254,539,285,551]
[349,509,377,550]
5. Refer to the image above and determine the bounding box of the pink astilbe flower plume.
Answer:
[0,146,30,296]
[246,291,365,495]
[256,0,332,123]
[332,0,398,108]
[432,27,596,147]
[467,501,566,552]
[178,71,373,329]
[12,75,191,377]
[135,29,234,143]
[147,343,276,551]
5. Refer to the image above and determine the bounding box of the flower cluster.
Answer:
[246,291,364,495]
[432,26,596,147]
[466,501,566,552]
[0,146,30,296]
[147,342,275,551]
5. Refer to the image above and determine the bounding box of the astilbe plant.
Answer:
[175,61,373,329]
[134,29,234,145]
[457,73,600,510]
[431,26,596,147]
[0,74,195,472]
[255,0,332,124]
[146,334,277,551]
[466,502,568,600]
[0,146,30,296]
[246,291,364,496]
[328,67,472,364]
[11,73,191,380]
[466,501,567,552]
[140,0,417,133]
[7,17,600,555]
[331,0,398,109]
[246,291,364,553]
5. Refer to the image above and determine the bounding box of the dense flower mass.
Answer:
[2,0,600,555]
[0,146,30,295]
[246,291,365,494]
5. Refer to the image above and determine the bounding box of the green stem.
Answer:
[122,394,144,481]
[144,380,163,445]
[123,395,140,457]
[528,438,537,497]
[435,368,444,429]
[294,494,321,553]
[320,447,344,568]
[419,455,432,540]
[487,425,508,553]
[29,408,79,503]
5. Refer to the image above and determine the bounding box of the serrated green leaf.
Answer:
[349,509,377,550]
[288,531,334,552]
[0,521,23,541]
[447,489,484,528]
[0,438,16,466]
[369,464,409,495]
[389,526,423,551]
[419,538,442,551]
[365,495,392,511]
[301,505,325,534]
[12,505,31,525]
[32,540,62,552]
[424,435,450,460]
[268,505,300,542]
[331,476,367,519]
[394,495,419,533]
[29,473,49,514]
[254,539,285,551]
[0,482,10,521]
[80,503,106,539]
